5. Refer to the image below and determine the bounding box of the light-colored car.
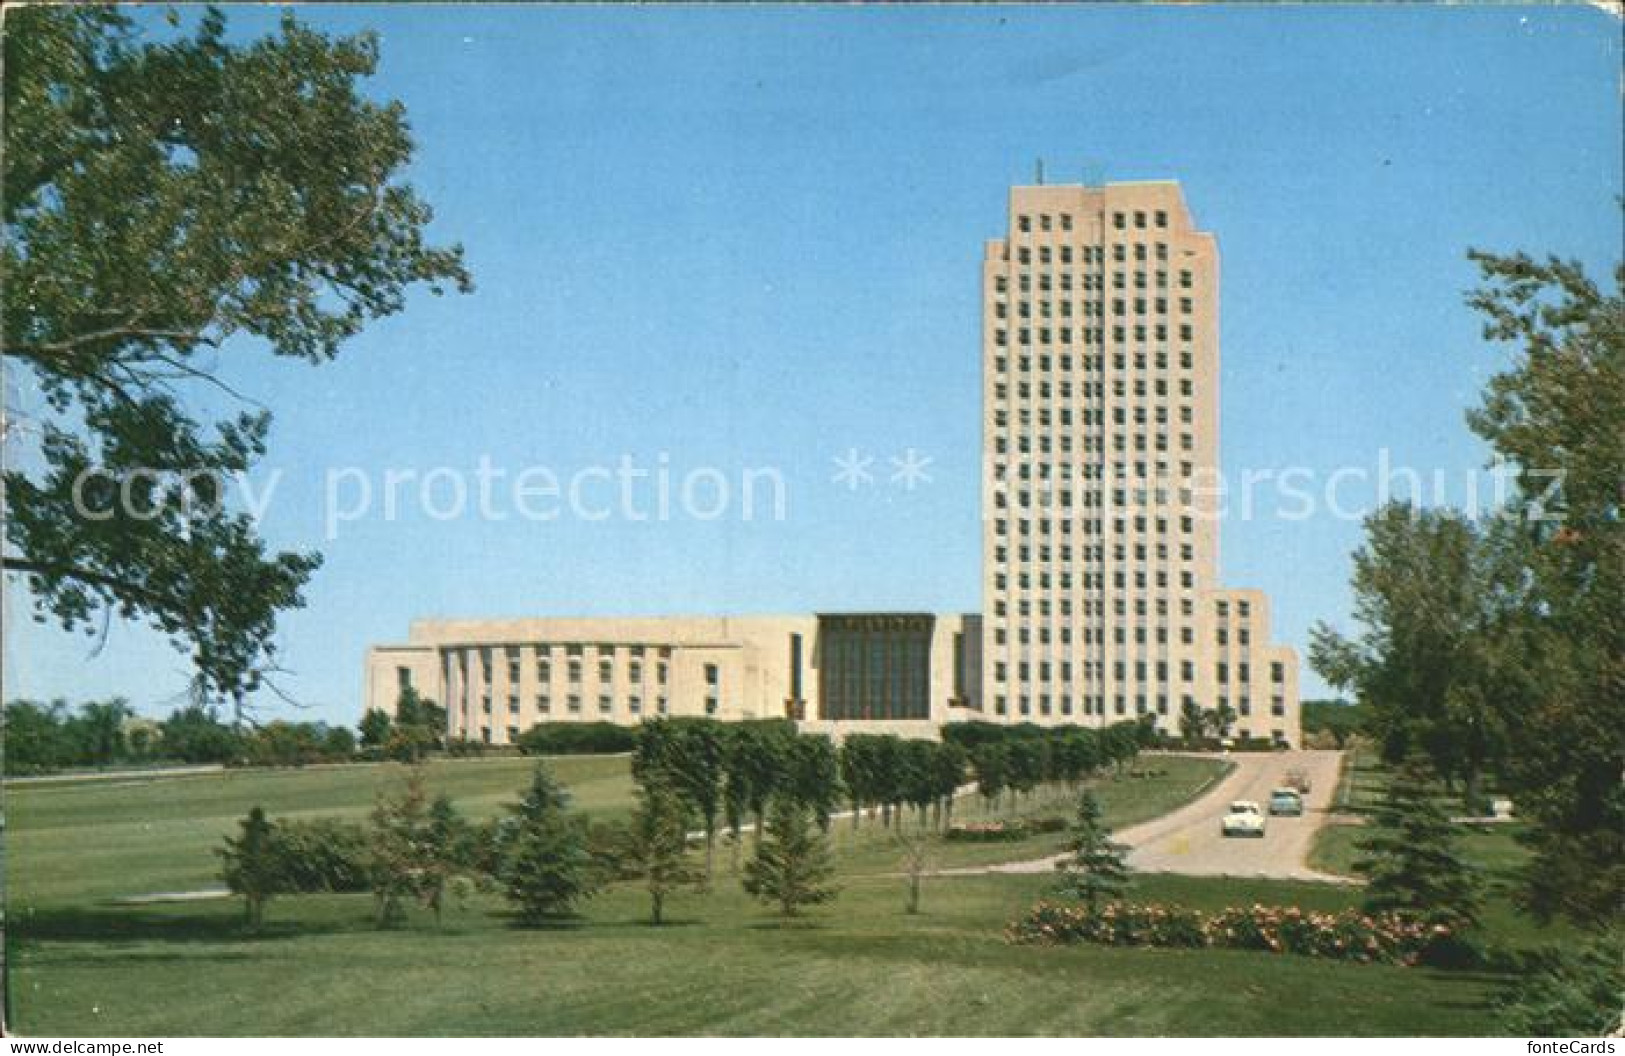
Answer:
[1268,788,1304,816]
[1221,800,1267,838]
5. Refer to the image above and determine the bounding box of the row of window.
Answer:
[993,350,1198,374]
[994,263,1194,292]
[990,660,1288,686]
[1013,210,1171,235]
[989,693,1288,720]
[478,657,671,687]
[994,324,1197,347]
[988,295,1196,320]
[994,541,1196,563]
[992,513,1204,536]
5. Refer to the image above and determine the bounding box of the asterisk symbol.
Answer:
[831,448,875,490]
[889,448,934,490]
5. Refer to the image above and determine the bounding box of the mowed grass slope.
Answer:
[6,753,1521,1036]
[7,755,633,906]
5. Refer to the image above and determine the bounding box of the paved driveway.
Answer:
[961,749,1351,883]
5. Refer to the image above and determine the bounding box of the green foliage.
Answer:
[741,796,838,917]
[516,720,637,756]
[358,708,392,749]
[366,767,473,927]
[216,806,278,929]
[1054,791,1131,910]
[1299,698,1365,749]
[385,688,445,762]
[785,733,842,830]
[159,704,241,763]
[497,764,599,924]
[1464,251,1623,928]
[633,717,725,878]
[264,818,371,894]
[1317,250,1623,930]
[1497,936,1625,1037]
[1,696,221,773]
[1353,757,1480,930]
[1,4,469,704]
[1310,505,1520,812]
[619,775,704,924]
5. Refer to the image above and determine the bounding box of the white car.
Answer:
[1221,800,1267,838]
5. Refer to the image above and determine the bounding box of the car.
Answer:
[1268,788,1304,816]
[1284,767,1312,794]
[1221,800,1267,837]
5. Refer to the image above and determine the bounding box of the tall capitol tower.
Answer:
[980,179,1299,739]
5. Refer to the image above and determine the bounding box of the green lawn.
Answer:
[7,755,633,906]
[3,752,1538,1036]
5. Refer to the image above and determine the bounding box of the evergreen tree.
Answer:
[1053,790,1131,910]
[498,763,599,924]
[1354,756,1480,929]
[621,775,704,925]
[218,806,281,929]
[742,796,838,917]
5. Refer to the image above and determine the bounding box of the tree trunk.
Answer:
[906,871,921,915]
[652,891,664,926]
[705,828,716,884]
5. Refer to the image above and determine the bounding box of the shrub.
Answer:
[1007,900,1469,966]
[516,722,636,756]
[272,818,371,893]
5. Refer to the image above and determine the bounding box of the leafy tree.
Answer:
[321,724,356,760]
[634,717,725,881]
[1353,756,1479,930]
[722,720,792,849]
[386,688,444,762]
[930,740,968,829]
[786,733,842,831]
[1177,698,1206,743]
[620,775,704,925]
[972,742,1008,813]
[1310,505,1518,812]
[1054,790,1131,910]
[497,764,599,924]
[1,5,470,711]
[1459,250,1624,928]
[158,703,240,763]
[217,806,280,930]
[71,697,132,765]
[358,708,393,749]
[1300,698,1365,749]
[838,734,877,829]
[1210,702,1238,740]
[2,699,74,773]
[742,796,838,918]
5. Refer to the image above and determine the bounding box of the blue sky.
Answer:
[6,4,1621,723]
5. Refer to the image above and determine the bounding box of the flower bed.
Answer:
[944,816,1069,842]
[1006,900,1462,965]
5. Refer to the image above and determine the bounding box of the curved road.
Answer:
[967,749,1350,883]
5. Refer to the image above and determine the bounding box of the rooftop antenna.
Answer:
[1035,158,1046,185]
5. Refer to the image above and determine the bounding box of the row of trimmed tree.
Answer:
[630,717,1156,882]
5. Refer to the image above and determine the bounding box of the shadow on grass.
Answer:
[8,904,365,947]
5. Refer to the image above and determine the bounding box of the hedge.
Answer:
[515,722,636,756]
